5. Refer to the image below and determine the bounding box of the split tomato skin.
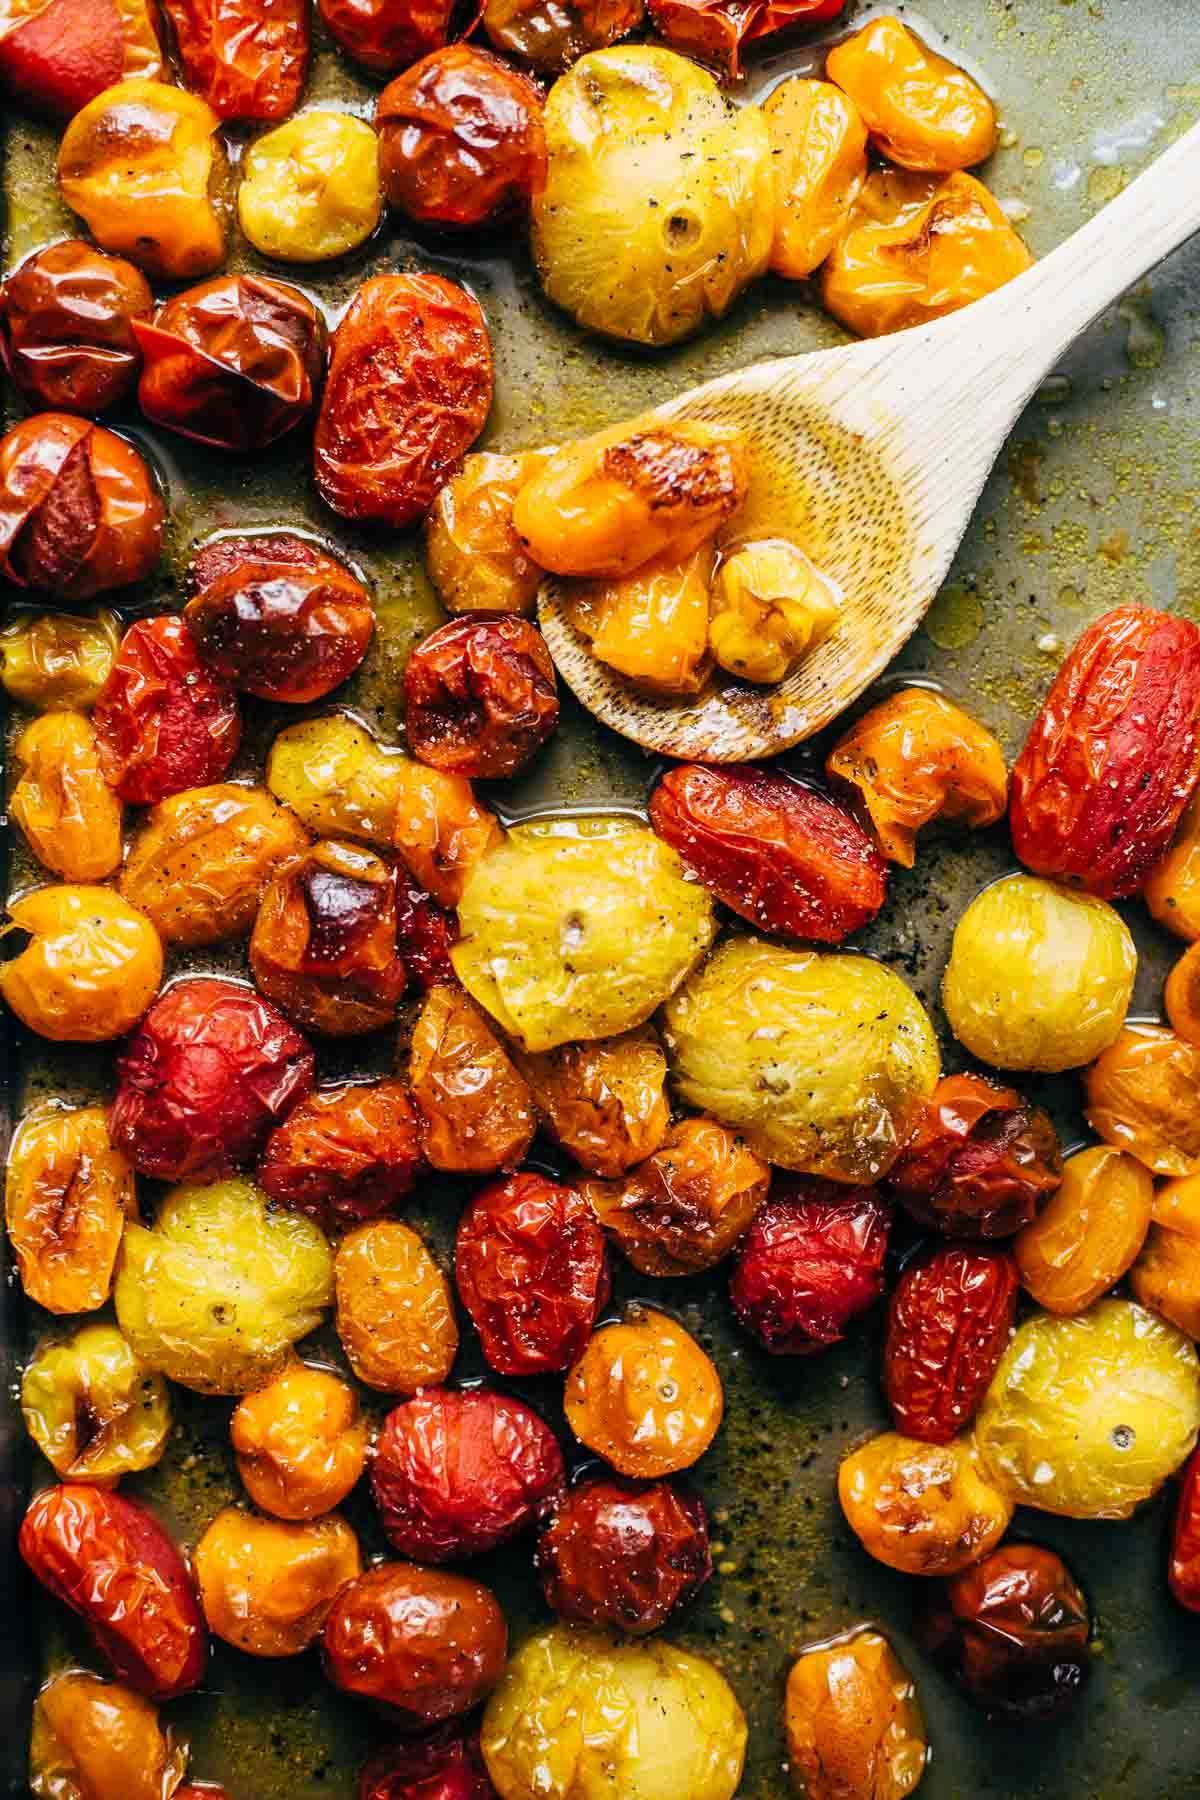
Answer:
[886,1073,1062,1240]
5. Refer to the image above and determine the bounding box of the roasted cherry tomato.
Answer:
[410,983,536,1173]
[784,1629,928,1800]
[1170,1447,1200,1612]
[1013,1145,1152,1316]
[22,1321,171,1484]
[650,765,887,943]
[0,0,162,119]
[110,975,316,1182]
[258,1080,424,1231]
[5,1102,134,1314]
[58,82,227,281]
[267,712,407,846]
[887,1073,1061,1239]
[395,875,457,989]
[162,0,310,121]
[135,276,327,453]
[404,615,559,779]
[20,1484,207,1700]
[393,762,503,907]
[324,1563,507,1724]
[0,607,119,711]
[314,273,492,528]
[706,539,841,685]
[1130,1175,1200,1338]
[378,46,546,229]
[232,1361,368,1521]
[335,1219,459,1393]
[358,1731,496,1800]
[29,1671,187,1800]
[763,78,867,281]
[826,15,995,172]
[1085,1023,1200,1178]
[516,1026,669,1177]
[238,110,383,263]
[372,1388,565,1562]
[319,0,454,72]
[1145,792,1200,941]
[537,1475,711,1635]
[425,449,551,617]
[584,1116,769,1277]
[0,413,163,601]
[729,1177,889,1355]
[94,615,240,806]
[565,1305,722,1478]
[1166,942,1200,1047]
[883,1247,1018,1444]
[838,1431,1013,1577]
[0,885,162,1043]
[185,532,373,704]
[195,1507,361,1657]
[10,710,123,882]
[647,0,841,78]
[0,240,152,415]
[455,1172,610,1376]
[565,545,714,698]
[482,0,642,73]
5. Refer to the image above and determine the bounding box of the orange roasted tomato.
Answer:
[482,0,642,73]
[1011,606,1200,901]
[1130,1176,1200,1340]
[404,615,560,780]
[258,1080,425,1231]
[94,615,241,806]
[887,1073,1061,1240]
[135,277,327,453]
[323,1562,507,1724]
[410,982,536,1173]
[0,240,152,416]
[231,1361,368,1520]
[10,711,123,882]
[838,1431,1013,1577]
[161,0,310,121]
[564,1305,723,1478]
[185,533,373,704]
[826,687,1008,866]
[120,783,310,948]
[335,1219,459,1392]
[784,1629,928,1800]
[6,1102,134,1314]
[584,1117,769,1277]
[1,886,162,1042]
[250,841,407,1037]
[378,46,546,230]
[763,77,867,279]
[29,1671,186,1800]
[826,16,996,173]
[0,0,161,120]
[0,413,163,601]
[1166,943,1200,1045]
[563,545,715,698]
[821,170,1032,339]
[319,0,454,74]
[1085,1024,1200,1178]
[515,1025,669,1177]
[58,82,228,282]
[195,1507,361,1657]
[1013,1145,1152,1316]
[425,450,551,617]
[645,0,841,79]
[393,760,503,907]
[314,273,492,528]
[1145,793,1200,941]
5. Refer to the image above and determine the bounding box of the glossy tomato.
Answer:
[404,615,559,779]
[729,1177,890,1354]
[0,240,152,415]
[161,0,309,120]
[93,615,240,805]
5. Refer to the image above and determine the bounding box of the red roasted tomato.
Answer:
[258,1080,425,1231]
[537,1475,712,1635]
[135,276,327,453]
[19,1484,207,1701]
[359,1731,498,1800]
[371,1388,565,1562]
[0,0,162,119]
[109,975,316,1182]
[395,875,457,990]
[161,0,310,121]
[455,1172,610,1376]
[646,0,842,76]
[314,274,493,529]
[1170,1448,1200,1612]
[883,1246,1018,1443]
[93,615,240,805]
[318,0,455,73]
[324,1563,507,1724]
[1011,606,1200,900]
[404,615,560,779]
[887,1073,1062,1239]
[649,764,888,942]
[729,1176,890,1354]
[0,240,152,415]
[185,532,375,704]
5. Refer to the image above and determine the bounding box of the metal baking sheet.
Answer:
[3,1,1200,1794]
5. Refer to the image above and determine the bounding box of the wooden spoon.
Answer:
[539,118,1200,763]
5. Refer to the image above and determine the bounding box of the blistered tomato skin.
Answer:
[238,110,382,263]
[22,1322,171,1483]
[232,1362,368,1520]
[784,1629,928,1800]
[838,1432,1013,1577]
[568,544,714,698]
[0,413,163,601]
[883,1248,1018,1444]
[405,615,560,780]
[426,450,550,618]
[267,713,408,847]
[195,1508,361,1657]
[394,876,457,989]
[456,1173,610,1376]
[730,1178,889,1355]
[29,1672,187,1800]
[136,277,327,454]
[917,1544,1090,1724]
[483,0,642,72]
[516,1026,669,1177]
[324,1563,507,1724]
[20,1485,207,1700]
[1014,1145,1153,1315]
[650,765,887,943]
[10,711,123,882]
[1166,943,1200,1046]
[335,1220,459,1393]
[1011,607,1200,899]
[378,47,546,229]
[826,16,995,172]
[0,886,162,1043]
[0,608,119,712]
[1130,1176,1200,1339]
[258,1081,424,1232]
[537,1476,711,1635]
[763,79,867,281]
[6,1103,133,1314]
[1085,1023,1200,1177]
[410,983,537,1174]
[886,1073,1061,1239]
[359,1732,497,1800]
[319,0,453,72]
[162,0,309,121]
[314,274,493,529]
[394,761,503,908]
[110,976,315,1183]
[94,616,240,807]
[565,1306,723,1479]
[650,0,842,77]
[584,1117,769,1277]
[706,540,840,686]
[372,1388,566,1562]
[0,241,152,416]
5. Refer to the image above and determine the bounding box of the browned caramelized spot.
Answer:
[14,435,100,589]
[300,867,383,969]
[603,431,737,513]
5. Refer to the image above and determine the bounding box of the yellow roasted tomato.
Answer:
[826,16,997,173]
[267,714,406,846]
[708,540,841,685]
[195,1507,361,1656]
[29,1672,187,1800]
[784,1630,928,1800]
[0,885,162,1042]
[0,610,120,711]
[763,78,868,280]
[838,1431,1013,1576]
[5,1102,135,1314]
[564,546,714,697]
[238,110,382,262]
[21,1322,170,1484]
[10,711,123,882]
[425,450,552,616]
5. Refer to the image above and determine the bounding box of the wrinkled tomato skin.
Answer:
[324,1563,507,1724]
[377,46,547,230]
[729,1177,890,1355]
[314,274,493,529]
[186,532,374,704]
[647,0,843,78]
[537,1476,712,1636]
[1170,1449,1200,1612]
[110,976,316,1183]
[258,1080,425,1231]
[93,615,240,806]
[0,0,161,119]
[135,277,327,454]
[887,1073,1062,1239]
[883,1247,1018,1444]
[410,983,536,1174]
[405,615,560,779]
[916,1544,1090,1724]
[395,876,457,989]
[0,240,152,416]
[481,0,641,73]
[162,0,310,121]
[649,764,888,943]
[319,0,455,73]
[359,1729,498,1800]
[19,1484,207,1701]
[1011,606,1200,900]
[456,1172,610,1376]
[371,1388,566,1563]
